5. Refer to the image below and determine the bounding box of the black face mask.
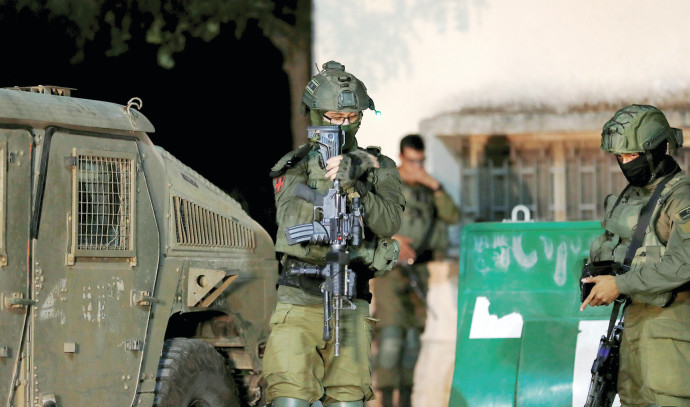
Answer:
[619,155,652,186]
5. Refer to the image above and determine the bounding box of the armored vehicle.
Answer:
[0,86,278,407]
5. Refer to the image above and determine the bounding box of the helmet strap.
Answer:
[646,153,657,182]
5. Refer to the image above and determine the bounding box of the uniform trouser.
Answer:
[263,300,376,405]
[372,265,427,388]
[618,292,690,407]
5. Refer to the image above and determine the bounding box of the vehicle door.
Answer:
[31,129,159,407]
[0,128,32,406]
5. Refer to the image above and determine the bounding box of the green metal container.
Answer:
[450,220,615,407]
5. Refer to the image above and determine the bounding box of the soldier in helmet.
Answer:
[372,134,460,407]
[263,61,405,407]
[581,104,690,406]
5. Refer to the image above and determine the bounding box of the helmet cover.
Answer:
[302,61,375,113]
[601,104,682,154]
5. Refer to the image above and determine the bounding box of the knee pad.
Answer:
[401,327,421,369]
[377,325,404,370]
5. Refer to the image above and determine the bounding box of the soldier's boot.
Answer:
[380,387,394,407]
[399,386,412,407]
[270,397,310,407]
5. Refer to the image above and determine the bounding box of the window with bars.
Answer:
[172,196,255,250]
[70,152,135,260]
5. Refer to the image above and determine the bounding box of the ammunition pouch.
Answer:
[350,238,400,277]
[580,260,629,303]
[372,238,400,275]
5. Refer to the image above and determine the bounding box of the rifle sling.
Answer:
[606,301,622,339]
[604,169,679,338]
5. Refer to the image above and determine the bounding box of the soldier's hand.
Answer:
[580,275,620,311]
[393,234,416,265]
[399,165,440,191]
[325,150,379,189]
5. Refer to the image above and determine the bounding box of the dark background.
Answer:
[0,4,293,239]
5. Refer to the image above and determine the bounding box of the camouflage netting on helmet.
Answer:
[601,104,682,154]
[302,61,375,113]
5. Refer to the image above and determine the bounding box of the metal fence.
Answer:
[459,145,690,223]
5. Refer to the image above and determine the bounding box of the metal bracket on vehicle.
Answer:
[2,292,37,310]
[187,268,238,307]
[131,290,158,307]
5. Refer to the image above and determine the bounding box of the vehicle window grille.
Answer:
[173,196,255,249]
[77,155,133,250]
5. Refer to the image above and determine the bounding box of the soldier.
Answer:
[263,61,405,407]
[581,104,690,406]
[373,134,460,407]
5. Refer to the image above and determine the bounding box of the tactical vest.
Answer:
[276,146,382,302]
[592,172,690,305]
[398,184,435,244]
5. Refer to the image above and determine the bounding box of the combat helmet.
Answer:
[301,61,376,113]
[601,104,683,155]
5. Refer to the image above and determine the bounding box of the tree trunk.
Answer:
[265,0,313,149]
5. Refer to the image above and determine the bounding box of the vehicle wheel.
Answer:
[154,338,241,407]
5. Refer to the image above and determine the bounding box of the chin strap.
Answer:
[646,152,657,182]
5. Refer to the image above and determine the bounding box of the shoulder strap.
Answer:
[623,168,680,265]
[417,187,440,250]
[269,144,313,178]
[365,146,381,157]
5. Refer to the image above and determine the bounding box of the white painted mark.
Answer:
[39,278,66,323]
[492,235,510,270]
[572,320,621,407]
[540,236,554,260]
[512,235,537,268]
[469,296,523,339]
[554,242,568,286]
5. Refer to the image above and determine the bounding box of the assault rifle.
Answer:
[580,261,629,407]
[400,263,436,319]
[584,299,627,407]
[285,125,364,356]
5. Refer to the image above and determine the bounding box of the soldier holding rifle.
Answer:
[581,105,690,407]
[374,134,460,407]
[263,61,405,407]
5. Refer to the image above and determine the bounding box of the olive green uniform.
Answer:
[374,182,459,389]
[589,104,690,406]
[263,143,405,405]
[590,170,690,406]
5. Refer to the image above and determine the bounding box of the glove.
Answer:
[333,150,379,189]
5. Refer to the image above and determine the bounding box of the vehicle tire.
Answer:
[154,337,241,407]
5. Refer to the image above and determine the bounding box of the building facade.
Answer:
[422,106,690,226]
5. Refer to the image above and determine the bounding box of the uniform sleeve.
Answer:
[616,191,690,296]
[434,189,461,224]
[361,156,405,238]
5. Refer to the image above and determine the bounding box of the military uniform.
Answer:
[262,61,405,407]
[587,105,690,406]
[373,181,459,397]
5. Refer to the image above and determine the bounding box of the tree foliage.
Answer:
[12,0,305,69]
